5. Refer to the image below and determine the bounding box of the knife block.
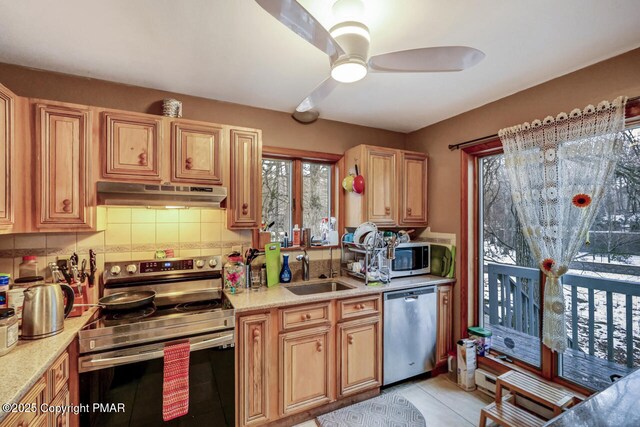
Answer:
[67,279,88,318]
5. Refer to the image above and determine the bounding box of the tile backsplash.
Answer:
[0,207,253,280]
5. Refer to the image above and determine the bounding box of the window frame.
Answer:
[462,97,640,395]
[259,146,342,248]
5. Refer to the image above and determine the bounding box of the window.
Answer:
[262,158,292,234]
[474,121,640,391]
[261,149,338,245]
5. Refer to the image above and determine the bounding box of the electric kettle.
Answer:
[21,278,75,340]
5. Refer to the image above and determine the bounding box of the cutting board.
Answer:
[264,242,281,287]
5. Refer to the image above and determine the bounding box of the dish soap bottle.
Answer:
[292,224,301,246]
[280,254,292,283]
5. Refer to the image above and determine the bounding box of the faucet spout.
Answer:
[295,249,310,281]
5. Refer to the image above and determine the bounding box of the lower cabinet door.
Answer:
[48,386,70,427]
[338,316,382,397]
[238,313,271,426]
[279,326,333,415]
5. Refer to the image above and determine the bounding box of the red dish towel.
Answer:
[163,341,190,421]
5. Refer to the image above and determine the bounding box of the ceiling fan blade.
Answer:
[368,46,485,73]
[255,0,344,63]
[295,77,339,113]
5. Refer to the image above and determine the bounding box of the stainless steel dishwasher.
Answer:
[383,286,437,385]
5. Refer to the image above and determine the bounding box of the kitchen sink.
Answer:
[284,282,355,295]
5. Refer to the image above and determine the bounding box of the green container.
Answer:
[467,326,492,337]
[468,326,492,356]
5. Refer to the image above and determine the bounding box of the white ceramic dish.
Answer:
[353,222,378,245]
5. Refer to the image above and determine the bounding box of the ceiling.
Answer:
[0,0,639,133]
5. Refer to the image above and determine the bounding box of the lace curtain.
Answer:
[498,96,627,352]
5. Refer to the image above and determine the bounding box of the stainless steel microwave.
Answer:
[387,241,431,278]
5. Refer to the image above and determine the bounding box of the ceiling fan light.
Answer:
[331,59,368,83]
[329,23,370,42]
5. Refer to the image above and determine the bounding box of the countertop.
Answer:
[225,275,455,313]
[545,368,640,426]
[0,309,96,422]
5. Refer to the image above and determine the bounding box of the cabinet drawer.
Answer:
[48,386,70,427]
[279,302,331,331]
[1,377,47,427]
[338,295,381,321]
[47,351,69,402]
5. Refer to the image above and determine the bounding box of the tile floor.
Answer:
[295,374,493,426]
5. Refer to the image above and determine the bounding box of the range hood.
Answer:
[97,181,227,208]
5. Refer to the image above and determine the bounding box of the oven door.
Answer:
[79,330,234,427]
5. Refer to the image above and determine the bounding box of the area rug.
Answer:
[317,392,426,427]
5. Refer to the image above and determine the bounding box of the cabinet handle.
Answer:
[385,207,391,214]
[185,157,193,170]
[316,340,323,352]
[242,203,248,215]
[407,207,412,215]
[347,334,354,345]
[138,152,147,166]
[301,313,311,321]
[252,328,260,342]
[62,199,72,213]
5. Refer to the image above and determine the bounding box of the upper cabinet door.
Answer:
[0,85,14,229]
[399,152,428,226]
[37,103,90,228]
[171,121,223,184]
[103,111,161,181]
[365,147,396,225]
[229,128,261,228]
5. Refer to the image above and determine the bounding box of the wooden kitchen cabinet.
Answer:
[399,151,428,226]
[366,147,397,225]
[228,128,262,229]
[344,144,427,227]
[48,386,70,427]
[103,111,162,181]
[237,313,271,426]
[36,103,92,229]
[0,84,14,231]
[436,285,453,366]
[337,316,381,397]
[279,325,333,415]
[171,120,224,185]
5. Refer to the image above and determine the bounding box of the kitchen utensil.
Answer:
[21,282,75,339]
[342,174,354,192]
[386,234,397,260]
[430,244,453,277]
[264,243,281,287]
[75,290,156,311]
[70,252,79,268]
[88,249,97,288]
[56,260,73,285]
[352,164,365,194]
[80,259,87,283]
[353,222,377,245]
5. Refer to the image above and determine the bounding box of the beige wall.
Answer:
[405,47,640,340]
[0,63,406,154]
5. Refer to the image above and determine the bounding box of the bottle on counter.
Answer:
[19,256,38,278]
[0,308,18,357]
[292,224,301,246]
[0,274,9,309]
[280,254,292,283]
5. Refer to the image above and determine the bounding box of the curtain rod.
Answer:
[448,95,640,151]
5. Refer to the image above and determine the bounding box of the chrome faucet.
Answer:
[295,249,310,281]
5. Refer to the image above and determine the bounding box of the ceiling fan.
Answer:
[255,0,485,123]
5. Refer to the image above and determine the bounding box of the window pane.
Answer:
[479,153,542,368]
[262,159,292,234]
[559,125,640,391]
[302,162,332,241]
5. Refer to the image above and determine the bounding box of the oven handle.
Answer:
[80,332,234,370]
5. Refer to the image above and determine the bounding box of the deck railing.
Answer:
[485,262,639,373]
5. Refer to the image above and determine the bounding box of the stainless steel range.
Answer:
[78,256,236,427]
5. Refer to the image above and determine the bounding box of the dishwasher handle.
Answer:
[384,286,435,301]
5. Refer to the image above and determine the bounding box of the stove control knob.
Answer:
[126,264,138,274]
[110,265,121,276]
[208,258,218,268]
[195,260,205,269]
